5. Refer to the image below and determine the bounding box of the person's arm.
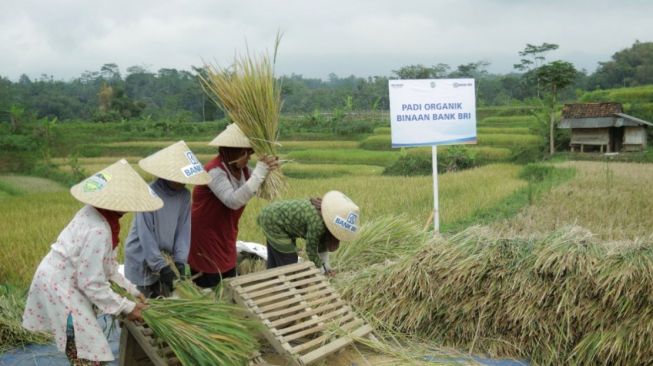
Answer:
[76,227,136,316]
[207,162,269,210]
[305,220,324,268]
[108,252,141,299]
[172,195,191,269]
[135,211,167,273]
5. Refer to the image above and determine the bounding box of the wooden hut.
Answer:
[559,102,652,152]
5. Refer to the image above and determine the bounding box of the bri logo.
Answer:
[346,212,358,225]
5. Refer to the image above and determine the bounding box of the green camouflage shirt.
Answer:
[257,199,327,267]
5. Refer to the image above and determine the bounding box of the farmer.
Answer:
[124,141,211,298]
[188,124,278,288]
[257,190,360,275]
[22,159,162,365]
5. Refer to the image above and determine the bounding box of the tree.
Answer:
[392,64,450,79]
[537,60,577,154]
[588,40,653,88]
[514,43,559,97]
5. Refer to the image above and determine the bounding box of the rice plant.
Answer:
[199,33,286,200]
[0,285,51,352]
[113,282,260,366]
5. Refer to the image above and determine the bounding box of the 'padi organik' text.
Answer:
[396,102,472,122]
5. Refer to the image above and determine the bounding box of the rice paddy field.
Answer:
[3,107,653,365]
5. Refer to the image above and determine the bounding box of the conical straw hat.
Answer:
[208,124,251,148]
[321,191,360,242]
[70,159,163,212]
[139,141,211,185]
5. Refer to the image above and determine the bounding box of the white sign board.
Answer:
[389,78,477,147]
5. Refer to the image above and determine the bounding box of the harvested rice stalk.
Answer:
[338,226,653,365]
[237,257,266,275]
[199,33,286,200]
[112,282,260,366]
[0,285,51,352]
[331,214,430,272]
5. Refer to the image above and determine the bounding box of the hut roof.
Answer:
[559,103,653,129]
[562,103,623,118]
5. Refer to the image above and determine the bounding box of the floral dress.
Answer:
[22,205,140,362]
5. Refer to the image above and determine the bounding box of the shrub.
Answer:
[480,115,538,127]
[383,146,477,176]
[519,163,556,182]
[373,127,391,134]
[359,134,391,151]
[382,154,431,176]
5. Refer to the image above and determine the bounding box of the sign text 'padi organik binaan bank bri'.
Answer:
[389,79,477,147]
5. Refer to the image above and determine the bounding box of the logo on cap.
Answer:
[83,172,111,192]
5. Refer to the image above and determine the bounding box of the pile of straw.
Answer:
[114,281,259,366]
[199,34,286,200]
[0,285,50,352]
[338,226,653,365]
[331,215,430,272]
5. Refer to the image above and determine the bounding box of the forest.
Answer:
[1,40,652,124]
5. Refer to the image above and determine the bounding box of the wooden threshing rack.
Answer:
[224,261,375,366]
[118,318,268,366]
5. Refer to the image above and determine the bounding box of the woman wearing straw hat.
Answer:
[257,191,360,275]
[188,124,278,288]
[22,160,162,365]
[124,141,211,298]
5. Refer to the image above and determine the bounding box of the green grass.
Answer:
[282,163,384,179]
[477,133,543,148]
[277,140,359,152]
[1,164,529,288]
[359,134,392,151]
[408,146,513,163]
[444,164,575,232]
[477,127,532,135]
[580,85,653,104]
[480,115,538,127]
[286,149,399,166]
[0,175,66,194]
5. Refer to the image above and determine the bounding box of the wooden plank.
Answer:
[258,287,335,313]
[246,276,324,299]
[292,320,366,354]
[238,268,321,293]
[249,282,330,307]
[282,313,357,342]
[228,285,301,366]
[277,307,350,336]
[122,321,169,366]
[269,300,346,328]
[298,325,374,365]
[228,262,313,286]
[262,293,339,319]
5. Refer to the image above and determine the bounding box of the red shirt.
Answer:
[187,156,250,274]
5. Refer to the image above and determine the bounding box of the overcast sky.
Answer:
[1,0,651,81]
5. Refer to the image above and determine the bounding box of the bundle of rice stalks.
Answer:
[0,285,51,352]
[237,257,267,275]
[331,214,431,272]
[199,34,286,200]
[338,226,653,365]
[113,282,260,366]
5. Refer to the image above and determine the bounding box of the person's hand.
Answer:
[136,293,148,304]
[159,265,177,292]
[325,269,337,278]
[127,302,146,322]
[259,155,279,171]
[175,262,187,280]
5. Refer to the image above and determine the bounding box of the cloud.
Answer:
[0,0,651,80]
